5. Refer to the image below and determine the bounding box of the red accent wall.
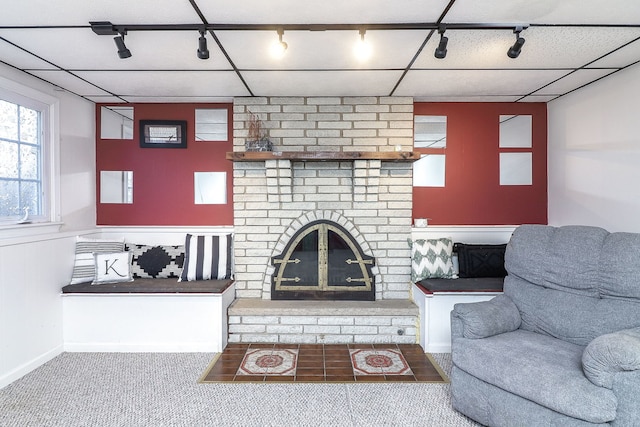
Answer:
[96,103,234,226]
[413,103,547,226]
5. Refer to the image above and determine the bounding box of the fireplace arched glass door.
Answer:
[271,220,375,300]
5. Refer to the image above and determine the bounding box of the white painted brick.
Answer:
[228,316,241,324]
[241,334,279,343]
[343,129,377,137]
[318,121,352,129]
[242,316,280,324]
[228,335,241,343]
[355,104,390,113]
[281,121,314,129]
[229,324,266,333]
[280,316,319,325]
[283,105,318,113]
[317,316,355,325]
[237,97,268,105]
[278,334,318,344]
[270,129,305,138]
[303,325,341,334]
[307,97,343,105]
[270,97,305,105]
[319,105,354,113]
[343,97,378,105]
[341,325,378,334]
[266,324,304,334]
[354,316,392,326]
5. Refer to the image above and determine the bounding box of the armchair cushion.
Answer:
[582,327,640,388]
[453,295,521,339]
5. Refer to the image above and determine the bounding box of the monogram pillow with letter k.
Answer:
[92,252,134,285]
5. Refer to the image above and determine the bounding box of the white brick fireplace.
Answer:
[228,96,419,344]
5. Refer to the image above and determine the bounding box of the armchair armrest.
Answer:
[582,327,640,389]
[451,294,521,340]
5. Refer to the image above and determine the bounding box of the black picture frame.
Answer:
[139,120,187,148]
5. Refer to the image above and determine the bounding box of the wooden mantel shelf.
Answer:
[226,151,420,162]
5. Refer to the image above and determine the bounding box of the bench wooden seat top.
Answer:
[62,278,234,294]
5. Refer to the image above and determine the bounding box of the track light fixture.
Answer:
[354,28,372,61]
[270,28,288,58]
[113,32,131,59]
[197,30,209,59]
[434,26,448,59]
[507,27,526,59]
[90,21,531,61]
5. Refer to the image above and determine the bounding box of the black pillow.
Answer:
[455,243,507,278]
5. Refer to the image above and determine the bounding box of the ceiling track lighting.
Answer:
[507,26,526,59]
[197,30,210,59]
[354,28,372,61]
[271,28,288,58]
[434,26,448,59]
[113,31,131,59]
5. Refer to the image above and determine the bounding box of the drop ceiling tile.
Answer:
[412,27,640,70]
[0,0,198,26]
[118,96,235,103]
[198,0,450,24]
[588,38,640,68]
[72,70,251,98]
[517,94,560,103]
[0,37,58,70]
[444,0,640,25]
[394,69,568,98]
[27,70,114,97]
[0,29,233,71]
[84,95,132,103]
[414,95,522,102]
[241,70,403,96]
[217,29,428,70]
[532,68,618,96]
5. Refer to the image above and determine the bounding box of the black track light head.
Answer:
[113,34,131,59]
[434,34,448,59]
[197,31,209,60]
[507,28,525,59]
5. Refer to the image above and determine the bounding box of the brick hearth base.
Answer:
[228,299,418,345]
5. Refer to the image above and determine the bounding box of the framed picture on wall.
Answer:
[139,120,187,148]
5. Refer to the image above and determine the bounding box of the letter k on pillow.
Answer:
[92,252,134,284]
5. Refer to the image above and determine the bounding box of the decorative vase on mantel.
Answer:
[245,110,273,152]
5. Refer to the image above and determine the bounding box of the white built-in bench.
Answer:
[412,278,503,353]
[410,225,515,352]
[62,226,236,353]
[62,279,235,352]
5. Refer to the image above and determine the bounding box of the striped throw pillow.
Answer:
[70,236,125,284]
[179,234,233,281]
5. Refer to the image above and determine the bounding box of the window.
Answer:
[0,87,52,224]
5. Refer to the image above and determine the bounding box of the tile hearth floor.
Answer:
[201,343,446,383]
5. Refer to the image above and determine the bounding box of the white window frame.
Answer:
[0,76,60,231]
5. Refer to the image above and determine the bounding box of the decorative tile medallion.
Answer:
[350,349,413,375]
[237,349,298,376]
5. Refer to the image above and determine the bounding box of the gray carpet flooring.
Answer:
[0,352,480,427]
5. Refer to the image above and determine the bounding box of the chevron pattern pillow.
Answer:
[409,237,458,282]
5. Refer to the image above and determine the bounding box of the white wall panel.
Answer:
[548,63,640,232]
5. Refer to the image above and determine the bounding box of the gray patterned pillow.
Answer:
[409,237,458,282]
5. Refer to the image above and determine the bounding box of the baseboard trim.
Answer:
[0,345,63,390]
[63,342,219,353]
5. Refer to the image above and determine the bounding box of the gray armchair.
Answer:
[450,225,640,426]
